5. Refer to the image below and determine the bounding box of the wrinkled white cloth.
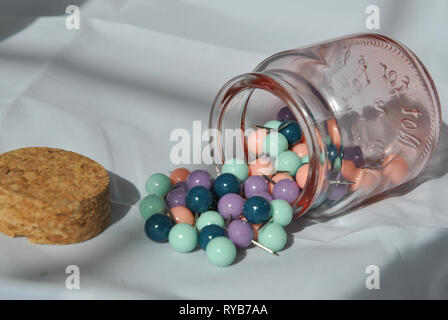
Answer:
[0,0,447,299]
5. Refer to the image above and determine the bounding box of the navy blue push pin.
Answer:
[243,196,271,224]
[199,224,227,250]
[327,143,339,164]
[279,121,303,145]
[144,213,173,243]
[186,186,212,214]
[213,173,241,197]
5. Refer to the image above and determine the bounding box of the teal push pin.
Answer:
[263,132,288,157]
[258,222,287,252]
[206,237,237,267]
[196,210,225,231]
[270,199,293,226]
[264,120,282,130]
[222,158,249,182]
[275,151,301,176]
[139,194,167,220]
[168,223,198,253]
[146,173,172,197]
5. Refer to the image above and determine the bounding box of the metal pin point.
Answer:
[277,120,292,131]
[168,210,176,224]
[194,212,199,227]
[262,174,276,185]
[329,180,355,185]
[251,240,279,256]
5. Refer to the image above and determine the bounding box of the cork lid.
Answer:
[0,147,109,208]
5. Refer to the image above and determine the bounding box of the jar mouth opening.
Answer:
[209,72,324,217]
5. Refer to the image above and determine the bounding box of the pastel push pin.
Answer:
[185,186,212,214]
[276,106,297,122]
[139,194,167,220]
[272,179,300,204]
[195,210,225,231]
[217,193,245,220]
[327,173,349,201]
[382,154,408,185]
[326,118,342,150]
[169,206,195,225]
[227,220,254,248]
[275,151,301,176]
[268,172,294,193]
[258,222,287,252]
[343,146,365,168]
[263,132,288,157]
[243,196,271,224]
[341,159,358,182]
[244,175,268,198]
[144,213,173,243]
[206,237,237,267]
[264,120,282,129]
[213,173,241,197]
[249,157,275,176]
[222,158,249,182]
[254,192,273,202]
[186,170,213,190]
[169,168,190,185]
[168,223,198,253]
[166,188,186,209]
[291,142,309,160]
[279,121,303,145]
[295,163,309,189]
[145,173,172,197]
[350,168,381,192]
[173,181,188,192]
[247,129,268,156]
[270,199,293,226]
[199,224,226,250]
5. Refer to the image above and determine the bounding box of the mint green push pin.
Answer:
[275,151,301,176]
[263,132,288,157]
[258,223,287,252]
[196,210,225,231]
[222,158,249,182]
[168,223,198,253]
[270,199,293,226]
[139,194,167,220]
[206,237,237,267]
[264,120,282,130]
[146,173,172,197]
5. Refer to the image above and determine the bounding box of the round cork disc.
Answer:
[0,147,110,244]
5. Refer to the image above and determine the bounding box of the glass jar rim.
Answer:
[209,71,327,217]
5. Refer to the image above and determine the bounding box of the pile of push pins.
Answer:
[139,106,409,267]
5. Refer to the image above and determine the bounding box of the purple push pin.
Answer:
[343,146,364,168]
[244,176,268,198]
[186,170,213,190]
[276,106,297,122]
[217,193,245,220]
[254,192,273,202]
[166,188,186,209]
[173,181,188,192]
[227,220,254,248]
[272,179,300,204]
[328,173,349,201]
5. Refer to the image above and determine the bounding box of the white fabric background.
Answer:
[1,0,447,299]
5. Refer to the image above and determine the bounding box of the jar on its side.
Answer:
[209,33,441,218]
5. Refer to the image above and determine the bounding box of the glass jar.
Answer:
[209,33,441,219]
